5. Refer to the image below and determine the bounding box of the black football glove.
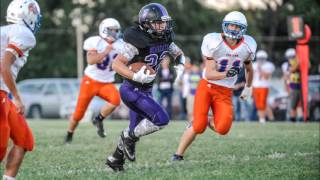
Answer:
[226,68,239,77]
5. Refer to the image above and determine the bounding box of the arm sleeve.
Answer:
[168,42,183,58]
[114,41,139,61]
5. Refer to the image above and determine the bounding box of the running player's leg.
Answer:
[5,97,34,177]
[93,83,120,137]
[65,76,96,143]
[173,79,211,160]
[0,91,10,162]
[211,86,233,135]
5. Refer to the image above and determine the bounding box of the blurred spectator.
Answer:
[157,58,175,119]
[252,50,275,123]
[177,57,192,120]
[284,48,303,122]
[232,68,251,121]
[185,64,202,122]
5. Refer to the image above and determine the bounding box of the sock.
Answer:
[290,117,296,122]
[123,128,139,141]
[3,175,16,180]
[94,113,105,122]
[67,131,73,136]
[259,118,266,123]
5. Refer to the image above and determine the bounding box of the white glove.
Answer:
[174,64,184,86]
[132,66,156,84]
[240,86,252,100]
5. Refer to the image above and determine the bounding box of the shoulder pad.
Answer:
[201,33,222,57]
[83,36,101,51]
[123,27,149,49]
[8,25,36,52]
[243,35,257,54]
[243,35,257,61]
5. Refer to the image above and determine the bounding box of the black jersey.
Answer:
[123,26,174,88]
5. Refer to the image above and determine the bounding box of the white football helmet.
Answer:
[222,11,247,39]
[256,50,268,60]
[99,18,121,42]
[285,48,296,59]
[6,0,41,34]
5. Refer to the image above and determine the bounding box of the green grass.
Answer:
[1,120,319,180]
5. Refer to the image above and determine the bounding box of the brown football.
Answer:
[128,62,156,75]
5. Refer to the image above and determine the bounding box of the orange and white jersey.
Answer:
[252,61,275,88]
[83,36,124,83]
[0,24,36,93]
[201,33,257,88]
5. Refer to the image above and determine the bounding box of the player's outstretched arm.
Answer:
[203,56,227,80]
[1,51,25,114]
[86,45,113,65]
[244,60,253,87]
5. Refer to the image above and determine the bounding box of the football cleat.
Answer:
[64,132,73,144]
[120,131,139,161]
[92,119,106,138]
[106,156,125,172]
[171,154,184,161]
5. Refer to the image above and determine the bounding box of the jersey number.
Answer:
[97,54,117,71]
[218,59,241,73]
[145,51,168,69]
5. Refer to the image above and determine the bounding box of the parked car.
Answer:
[17,78,80,118]
[59,84,130,120]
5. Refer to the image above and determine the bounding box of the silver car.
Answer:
[17,78,80,118]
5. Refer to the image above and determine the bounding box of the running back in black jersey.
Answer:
[123,26,174,88]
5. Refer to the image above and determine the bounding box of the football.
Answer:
[128,62,156,75]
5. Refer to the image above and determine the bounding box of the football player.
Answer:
[171,11,257,161]
[64,18,123,143]
[105,3,186,171]
[0,0,41,179]
[252,50,275,123]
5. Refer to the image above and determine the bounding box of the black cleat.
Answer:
[64,132,73,144]
[92,119,106,138]
[171,154,184,161]
[106,156,125,172]
[120,131,139,161]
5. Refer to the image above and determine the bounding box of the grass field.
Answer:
[1,120,319,180]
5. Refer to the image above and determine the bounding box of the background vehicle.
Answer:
[18,78,80,118]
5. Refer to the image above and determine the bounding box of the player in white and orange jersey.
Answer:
[252,50,275,123]
[64,18,123,143]
[172,11,256,161]
[0,1,41,179]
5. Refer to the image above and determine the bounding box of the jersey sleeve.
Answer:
[201,33,221,59]
[83,36,99,51]
[6,28,36,58]
[168,42,183,58]
[244,35,257,61]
